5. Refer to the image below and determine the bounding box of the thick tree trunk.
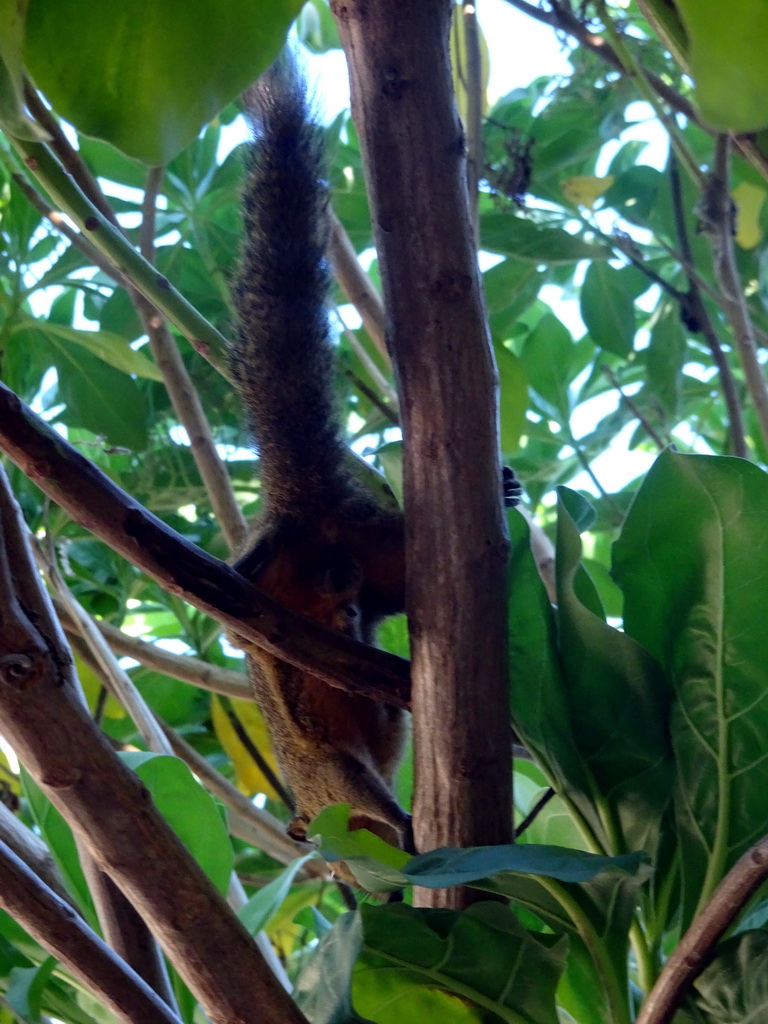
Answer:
[333,0,513,908]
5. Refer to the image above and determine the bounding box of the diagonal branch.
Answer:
[0,839,183,1024]
[0,463,307,1024]
[0,381,410,708]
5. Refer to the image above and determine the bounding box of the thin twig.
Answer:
[667,154,748,458]
[137,166,247,551]
[334,307,399,409]
[514,787,555,838]
[328,208,389,362]
[636,833,768,1024]
[601,365,666,449]
[703,137,768,448]
[503,0,698,123]
[53,599,252,699]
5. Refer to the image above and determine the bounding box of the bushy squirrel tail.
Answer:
[231,56,349,520]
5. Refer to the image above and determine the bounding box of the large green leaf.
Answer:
[12,319,162,380]
[613,450,768,926]
[24,0,302,164]
[674,0,768,131]
[353,903,565,1024]
[121,753,233,894]
[555,490,673,857]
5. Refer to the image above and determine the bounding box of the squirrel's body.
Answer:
[229,58,411,854]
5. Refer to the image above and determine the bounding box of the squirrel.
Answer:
[228,54,523,871]
[229,55,412,859]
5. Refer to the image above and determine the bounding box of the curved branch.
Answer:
[0,839,182,1024]
[0,382,410,708]
[636,834,768,1024]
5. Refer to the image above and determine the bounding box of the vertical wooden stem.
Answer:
[333,0,512,908]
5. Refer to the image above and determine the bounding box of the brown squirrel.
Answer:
[228,55,523,867]
[229,56,412,856]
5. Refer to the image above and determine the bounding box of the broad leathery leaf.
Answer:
[0,0,46,141]
[477,852,649,1024]
[675,0,768,131]
[496,343,528,454]
[295,911,374,1024]
[12,319,163,381]
[355,902,565,1024]
[733,181,766,249]
[238,854,315,936]
[120,752,233,894]
[613,451,768,927]
[580,262,636,357]
[481,213,610,263]
[450,4,490,129]
[693,930,768,1021]
[24,0,302,164]
[556,491,673,857]
[485,257,546,342]
[211,694,281,801]
[560,174,614,211]
[506,511,600,842]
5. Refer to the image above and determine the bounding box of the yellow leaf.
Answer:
[561,175,615,211]
[75,655,125,720]
[732,182,765,249]
[450,2,490,128]
[211,695,281,801]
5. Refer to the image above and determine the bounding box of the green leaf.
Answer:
[675,0,768,131]
[0,0,46,141]
[120,752,233,894]
[580,263,636,357]
[481,214,610,263]
[52,346,149,449]
[6,958,56,1023]
[556,491,673,857]
[13,319,163,380]
[238,854,315,936]
[692,930,768,1021]
[520,312,574,419]
[613,450,768,926]
[645,298,686,421]
[24,0,303,164]
[307,805,410,893]
[496,344,528,454]
[353,902,565,1024]
[296,912,374,1024]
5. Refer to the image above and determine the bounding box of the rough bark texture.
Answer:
[333,0,513,908]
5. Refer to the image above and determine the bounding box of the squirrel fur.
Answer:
[229,56,412,859]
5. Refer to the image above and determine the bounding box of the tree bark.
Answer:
[333,0,513,908]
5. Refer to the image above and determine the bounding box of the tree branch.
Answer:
[328,208,390,362]
[0,381,410,708]
[0,839,183,1024]
[0,464,307,1024]
[334,0,513,911]
[137,167,247,552]
[703,136,768,448]
[54,599,252,699]
[636,833,768,1024]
